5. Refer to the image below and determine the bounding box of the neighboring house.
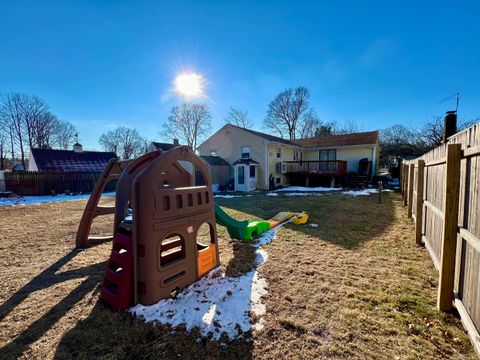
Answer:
[197,124,380,191]
[149,139,181,152]
[28,143,117,172]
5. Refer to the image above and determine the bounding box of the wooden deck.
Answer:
[284,160,347,177]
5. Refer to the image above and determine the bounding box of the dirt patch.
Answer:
[0,193,475,359]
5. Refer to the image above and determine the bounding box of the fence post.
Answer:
[400,163,404,196]
[415,160,425,245]
[403,163,409,206]
[437,143,461,312]
[407,163,415,218]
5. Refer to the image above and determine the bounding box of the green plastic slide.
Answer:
[214,204,270,241]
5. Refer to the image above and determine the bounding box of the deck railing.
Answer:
[284,160,347,176]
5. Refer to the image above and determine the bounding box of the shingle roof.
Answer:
[226,124,293,145]
[293,131,379,148]
[226,124,378,148]
[151,142,181,151]
[200,155,230,166]
[31,148,117,172]
[232,158,259,165]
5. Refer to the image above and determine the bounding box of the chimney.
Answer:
[443,111,457,143]
[73,142,83,153]
[173,138,179,146]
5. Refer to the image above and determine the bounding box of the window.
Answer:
[241,146,251,159]
[276,148,282,158]
[276,177,281,184]
[249,165,256,178]
[319,149,336,161]
[293,150,303,161]
[238,166,245,184]
[275,162,282,173]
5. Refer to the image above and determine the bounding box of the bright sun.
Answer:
[174,72,204,97]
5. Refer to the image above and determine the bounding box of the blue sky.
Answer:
[1,0,479,150]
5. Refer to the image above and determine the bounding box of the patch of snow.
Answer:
[265,192,278,197]
[0,192,115,207]
[309,223,319,227]
[275,186,342,192]
[284,192,321,197]
[342,188,378,196]
[130,221,289,340]
[130,268,268,339]
[213,195,242,199]
[342,188,394,196]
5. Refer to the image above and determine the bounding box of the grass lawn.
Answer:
[0,192,475,359]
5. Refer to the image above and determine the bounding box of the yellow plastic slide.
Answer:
[266,212,309,228]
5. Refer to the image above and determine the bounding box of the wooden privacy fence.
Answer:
[5,171,116,196]
[401,123,480,356]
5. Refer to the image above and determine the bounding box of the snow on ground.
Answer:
[341,188,393,196]
[274,186,342,192]
[265,192,278,197]
[285,192,322,197]
[0,192,115,207]
[130,222,287,341]
[213,194,242,199]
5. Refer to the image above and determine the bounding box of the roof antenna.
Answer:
[75,133,79,143]
[455,92,460,113]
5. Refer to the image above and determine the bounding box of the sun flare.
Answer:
[174,72,204,98]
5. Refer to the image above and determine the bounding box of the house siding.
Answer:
[303,145,377,174]
[197,125,269,190]
[198,125,380,190]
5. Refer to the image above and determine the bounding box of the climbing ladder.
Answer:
[100,231,134,311]
[75,157,132,248]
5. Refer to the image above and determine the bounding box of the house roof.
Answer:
[225,124,378,148]
[293,131,379,148]
[232,158,259,165]
[226,124,293,145]
[31,148,117,172]
[151,142,179,151]
[200,155,230,166]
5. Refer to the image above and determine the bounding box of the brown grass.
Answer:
[0,193,475,359]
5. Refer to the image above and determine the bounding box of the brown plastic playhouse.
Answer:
[76,146,220,311]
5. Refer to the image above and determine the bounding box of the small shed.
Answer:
[200,155,231,191]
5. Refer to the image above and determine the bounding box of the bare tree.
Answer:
[422,115,477,148]
[99,126,143,159]
[52,120,77,150]
[225,107,253,128]
[0,94,27,167]
[380,124,428,167]
[135,136,151,157]
[0,125,7,169]
[163,103,212,151]
[333,120,363,135]
[0,93,77,168]
[297,108,322,138]
[264,87,310,140]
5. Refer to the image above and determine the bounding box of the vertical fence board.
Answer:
[415,160,425,245]
[408,163,415,218]
[437,144,461,311]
